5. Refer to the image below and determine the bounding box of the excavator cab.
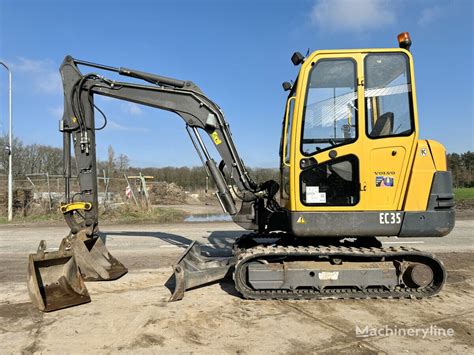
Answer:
[280,39,454,238]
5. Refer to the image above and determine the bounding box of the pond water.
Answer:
[184,213,232,222]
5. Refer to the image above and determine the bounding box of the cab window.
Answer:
[301,59,357,155]
[300,155,360,206]
[284,98,295,164]
[280,88,296,166]
[364,53,414,138]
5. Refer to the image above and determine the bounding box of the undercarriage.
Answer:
[171,234,446,301]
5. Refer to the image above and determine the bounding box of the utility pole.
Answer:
[0,62,12,221]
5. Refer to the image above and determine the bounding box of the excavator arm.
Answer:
[59,55,281,235]
[27,56,286,311]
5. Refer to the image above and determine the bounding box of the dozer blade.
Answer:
[60,233,128,281]
[169,241,236,301]
[27,240,91,312]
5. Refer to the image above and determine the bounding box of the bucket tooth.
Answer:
[60,233,128,281]
[169,241,235,301]
[27,240,91,312]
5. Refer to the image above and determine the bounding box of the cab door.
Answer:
[280,92,296,209]
[362,52,418,210]
[293,53,366,212]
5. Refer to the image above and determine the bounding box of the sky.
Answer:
[0,0,472,168]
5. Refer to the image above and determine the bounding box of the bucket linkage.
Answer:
[59,231,128,281]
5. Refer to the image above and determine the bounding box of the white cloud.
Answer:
[311,0,396,32]
[107,120,150,133]
[10,57,51,72]
[48,106,63,119]
[37,71,62,94]
[418,5,442,26]
[122,102,143,116]
[9,57,62,94]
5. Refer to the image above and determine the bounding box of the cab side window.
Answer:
[284,98,295,164]
[365,53,414,138]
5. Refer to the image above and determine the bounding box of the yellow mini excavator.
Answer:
[27,33,454,311]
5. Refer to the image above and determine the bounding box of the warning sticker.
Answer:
[296,216,305,224]
[211,131,222,145]
[306,186,326,203]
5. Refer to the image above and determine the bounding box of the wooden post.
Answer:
[46,172,52,211]
[140,172,151,211]
[103,169,110,208]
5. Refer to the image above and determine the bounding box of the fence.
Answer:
[0,172,191,217]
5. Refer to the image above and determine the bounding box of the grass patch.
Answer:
[454,188,474,202]
[0,212,63,225]
[0,204,185,225]
[100,204,185,224]
[454,188,474,211]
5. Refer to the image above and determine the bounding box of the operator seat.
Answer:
[370,112,394,137]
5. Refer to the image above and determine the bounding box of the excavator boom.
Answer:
[59,55,271,231]
[28,55,282,310]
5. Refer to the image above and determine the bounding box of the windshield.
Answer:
[301,59,357,155]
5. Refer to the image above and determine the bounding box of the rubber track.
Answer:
[233,242,446,300]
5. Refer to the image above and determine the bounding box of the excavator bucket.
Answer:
[59,233,128,281]
[169,241,236,301]
[27,240,91,312]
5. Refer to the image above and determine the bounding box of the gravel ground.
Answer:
[0,220,472,354]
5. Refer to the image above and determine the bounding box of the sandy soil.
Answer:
[154,202,224,216]
[0,221,472,354]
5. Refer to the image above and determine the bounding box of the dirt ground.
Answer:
[0,220,473,354]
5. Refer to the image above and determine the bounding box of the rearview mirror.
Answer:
[282,82,292,91]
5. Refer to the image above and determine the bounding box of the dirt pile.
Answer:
[148,182,186,205]
[455,200,474,219]
[456,199,474,210]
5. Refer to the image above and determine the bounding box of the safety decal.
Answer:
[211,131,222,145]
[296,216,306,224]
[375,176,394,187]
